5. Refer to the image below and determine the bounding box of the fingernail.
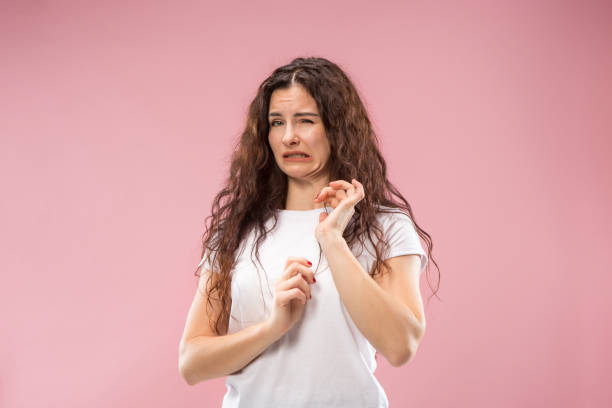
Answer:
[307,261,312,266]
[313,277,317,283]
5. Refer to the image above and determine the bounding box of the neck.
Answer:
[284,175,329,211]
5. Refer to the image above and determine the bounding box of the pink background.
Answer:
[1,1,610,407]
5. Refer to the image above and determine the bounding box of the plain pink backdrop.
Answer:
[1,0,610,407]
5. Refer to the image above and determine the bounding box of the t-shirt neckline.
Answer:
[276,205,334,217]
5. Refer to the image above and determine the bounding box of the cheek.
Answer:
[267,134,277,150]
[316,132,330,153]
[310,128,327,144]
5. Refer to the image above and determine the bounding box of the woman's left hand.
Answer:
[314,178,365,241]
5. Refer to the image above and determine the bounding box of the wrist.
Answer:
[260,319,284,342]
[316,231,345,248]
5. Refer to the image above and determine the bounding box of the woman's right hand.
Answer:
[266,257,316,338]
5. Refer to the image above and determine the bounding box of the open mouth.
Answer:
[283,153,310,158]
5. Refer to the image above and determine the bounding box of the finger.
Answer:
[351,179,365,198]
[281,258,312,282]
[294,263,316,284]
[331,179,361,205]
[290,263,316,285]
[293,274,311,299]
[283,257,312,278]
[314,186,336,202]
[335,189,347,201]
[279,262,315,285]
[276,273,311,299]
[329,180,355,202]
[320,187,345,210]
[329,179,353,191]
[277,287,307,306]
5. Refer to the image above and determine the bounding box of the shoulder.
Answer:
[373,204,414,225]
[372,204,421,246]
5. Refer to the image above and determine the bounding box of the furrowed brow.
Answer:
[268,112,320,117]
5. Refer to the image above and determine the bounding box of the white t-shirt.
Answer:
[198,205,428,407]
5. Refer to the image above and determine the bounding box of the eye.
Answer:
[269,119,313,126]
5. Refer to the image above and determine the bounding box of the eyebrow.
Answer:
[268,112,320,118]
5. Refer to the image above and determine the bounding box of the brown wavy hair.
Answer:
[195,56,440,336]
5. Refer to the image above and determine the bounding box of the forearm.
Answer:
[179,321,282,385]
[319,233,422,365]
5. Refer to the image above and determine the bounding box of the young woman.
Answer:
[179,57,439,407]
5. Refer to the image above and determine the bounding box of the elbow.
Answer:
[178,342,197,386]
[390,322,426,368]
[179,358,198,386]
[390,349,412,368]
[390,344,415,368]
[179,362,195,386]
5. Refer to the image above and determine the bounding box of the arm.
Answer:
[179,320,282,385]
[318,233,425,367]
[178,269,284,385]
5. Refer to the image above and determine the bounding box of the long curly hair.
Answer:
[196,56,440,336]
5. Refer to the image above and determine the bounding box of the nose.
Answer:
[281,122,299,145]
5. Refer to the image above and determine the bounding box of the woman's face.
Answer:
[267,84,331,180]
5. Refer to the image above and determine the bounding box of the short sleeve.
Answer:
[197,237,220,274]
[197,251,212,271]
[381,210,429,275]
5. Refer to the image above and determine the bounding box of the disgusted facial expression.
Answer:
[267,84,331,181]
